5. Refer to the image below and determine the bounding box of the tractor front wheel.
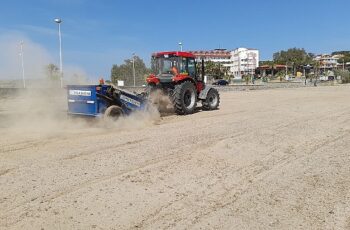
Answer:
[172,81,197,115]
[202,88,220,110]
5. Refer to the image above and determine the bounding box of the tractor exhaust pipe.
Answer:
[201,59,205,80]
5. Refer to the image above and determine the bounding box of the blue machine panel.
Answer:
[67,85,100,116]
[67,84,147,117]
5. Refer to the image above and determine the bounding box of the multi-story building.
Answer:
[229,48,259,79]
[313,54,339,70]
[188,48,260,79]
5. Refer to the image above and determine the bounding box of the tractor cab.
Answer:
[148,52,198,84]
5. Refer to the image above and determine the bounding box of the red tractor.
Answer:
[146,51,220,115]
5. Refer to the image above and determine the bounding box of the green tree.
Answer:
[202,61,227,79]
[259,60,274,66]
[46,63,60,81]
[111,56,151,86]
[332,51,350,65]
[334,69,350,83]
[311,60,320,79]
[273,48,313,74]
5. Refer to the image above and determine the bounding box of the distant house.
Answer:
[313,54,339,70]
[257,64,287,77]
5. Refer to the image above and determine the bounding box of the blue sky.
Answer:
[1,0,349,80]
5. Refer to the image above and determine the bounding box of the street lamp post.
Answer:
[54,18,63,88]
[178,42,183,51]
[19,41,25,88]
[132,53,136,87]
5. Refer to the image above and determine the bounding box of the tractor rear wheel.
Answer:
[202,88,220,110]
[171,81,197,115]
[104,105,123,120]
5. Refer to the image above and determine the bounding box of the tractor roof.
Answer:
[152,51,195,58]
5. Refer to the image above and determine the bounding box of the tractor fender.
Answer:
[172,75,195,84]
[198,85,215,100]
[173,77,197,90]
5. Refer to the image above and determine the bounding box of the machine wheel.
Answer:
[202,88,220,110]
[104,105,123,120]
[171,81,197,115]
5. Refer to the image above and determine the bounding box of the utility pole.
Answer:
[19,41,26,88]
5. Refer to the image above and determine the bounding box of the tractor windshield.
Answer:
[151,55,186,76]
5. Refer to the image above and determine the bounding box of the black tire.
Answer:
[171,81,197,115]
[202,88,220,110]
[104,105,123,120]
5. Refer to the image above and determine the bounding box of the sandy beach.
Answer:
[1,85,350,229]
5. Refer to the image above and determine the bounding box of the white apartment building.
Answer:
[189,48,260,79]
[228,48,259,79]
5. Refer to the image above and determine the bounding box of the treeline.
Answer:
[262,48,350,67]
[110,56,151,86]
[272,48,314,66]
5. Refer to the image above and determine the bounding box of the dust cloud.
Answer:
[148,89,174,114]
[0,33,160,140]
[0,33,53,80]
[103,106,161,131]
[0,88,161,140]
[0,33,91,86]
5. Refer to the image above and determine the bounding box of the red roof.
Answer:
[152,51,195,58]
[258,65,271,69]
[188,50,231,57]
[274,64,286,68]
